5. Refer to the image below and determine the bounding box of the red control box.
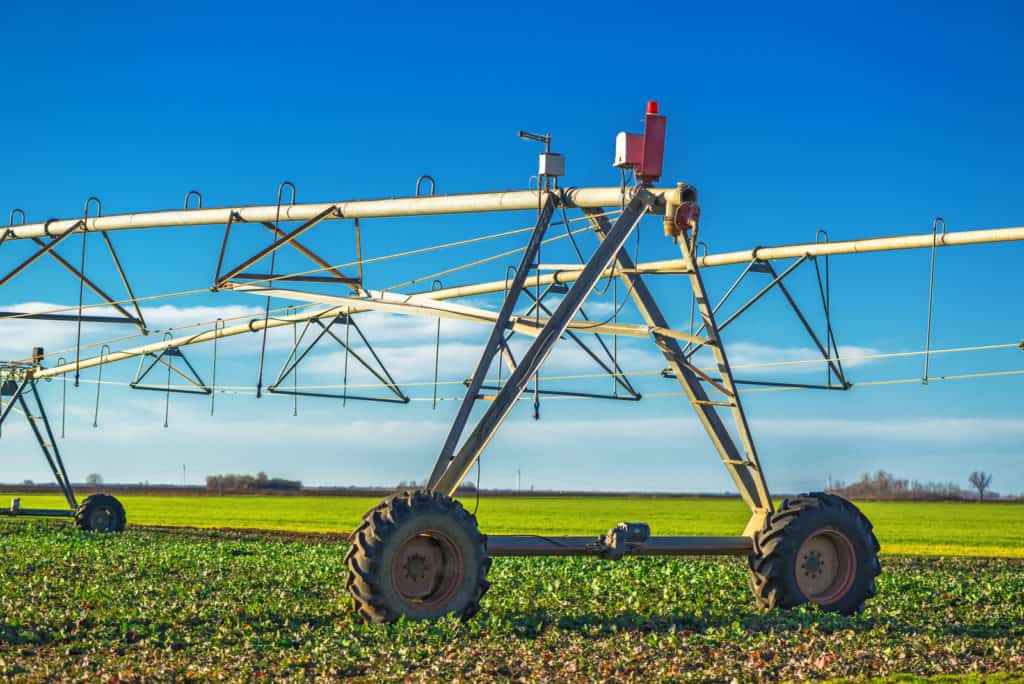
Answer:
[613,101,666,183]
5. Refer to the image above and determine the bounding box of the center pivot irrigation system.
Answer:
[2,102,1022,622]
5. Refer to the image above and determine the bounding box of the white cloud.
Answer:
[0,301,265,358]
[689,342,882,377]
[139,304,264,328]
[3,387,1021,492]
[753,416,1024,443]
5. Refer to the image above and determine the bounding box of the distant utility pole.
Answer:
[182,464,186,487]
[517,468,521,495]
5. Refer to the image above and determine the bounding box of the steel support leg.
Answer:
[426,195,558,486]
[429,190,655,495]
[6,381,78,510]
[583,208,773,535]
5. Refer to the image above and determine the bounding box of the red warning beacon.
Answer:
[613,100,667,183]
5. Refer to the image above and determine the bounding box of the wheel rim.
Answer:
[391,531,464,609]
[795,529,856,604]
[89,506,114,531]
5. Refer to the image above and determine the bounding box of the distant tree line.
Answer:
[206,472,301,493]
[830,470,967,501]
[829,470,1000,501]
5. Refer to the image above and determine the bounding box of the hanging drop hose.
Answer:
[291,307,299,417]
[159,332,174,428]
[92,345,110,428]
[75,197,101,387]
[342,310,351,408]
[210,319,224,415]
[56,356,67,438]
[923,217,944,384]
[498,266,517,388]
[256,182,295,398]
[570,214,644,332]
[814,230,833,385]
[431,280,443,410]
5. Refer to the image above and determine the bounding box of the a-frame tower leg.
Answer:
[583,202,773,536]
[427,189,657,495]
[0,377,78,517]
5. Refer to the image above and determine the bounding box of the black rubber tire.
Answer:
[345,489,490,623]
[75,493,127,533]
[749,492,880,615]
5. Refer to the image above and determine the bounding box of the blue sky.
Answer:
[1,1,1022,496]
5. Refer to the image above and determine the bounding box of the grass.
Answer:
[0,520,1022,682]
[4,493,1023,557]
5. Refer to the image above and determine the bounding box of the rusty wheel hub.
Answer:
[89,507,114,532]
[795,529,856,604]
[392,532,463,608]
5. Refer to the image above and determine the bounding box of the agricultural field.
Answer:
[2,492,1022,557]
[0,519,1022,682]
[0,495,1022,681]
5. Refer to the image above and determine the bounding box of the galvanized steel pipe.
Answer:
[4,187,665,240]
[21,224,1024,380]
[430,225,1024,299]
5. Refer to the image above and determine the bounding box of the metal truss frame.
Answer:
[1,208,146,331]
[267,312,408,404]
[472,278,643,403]
[130,346,212,396]
[212,207,361,291]
[2,178,1018,557]
[664,253,850,391]
[422,187,773,538]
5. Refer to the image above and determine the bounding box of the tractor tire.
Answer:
[345,489,491,623]
[749,492,880,615]
[75,493,127,533]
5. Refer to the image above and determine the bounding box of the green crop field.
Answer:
[0,520,1022,682]
[2,495,1022,681]
[3,492,1023,557]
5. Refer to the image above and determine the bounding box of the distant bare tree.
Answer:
[85,473,103,485]
[968,471,993,502]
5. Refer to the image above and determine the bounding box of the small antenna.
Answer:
[518,131,563,189]
[517,130,551,153]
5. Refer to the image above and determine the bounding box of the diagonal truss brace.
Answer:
[428,189,655,495]
[0,220,146,330]
[268,313,408,404]
[667,253,849,390]
[427,194,559,487]
[213,209,361,290]
[131,347,212,395]
[474,281,642,401]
